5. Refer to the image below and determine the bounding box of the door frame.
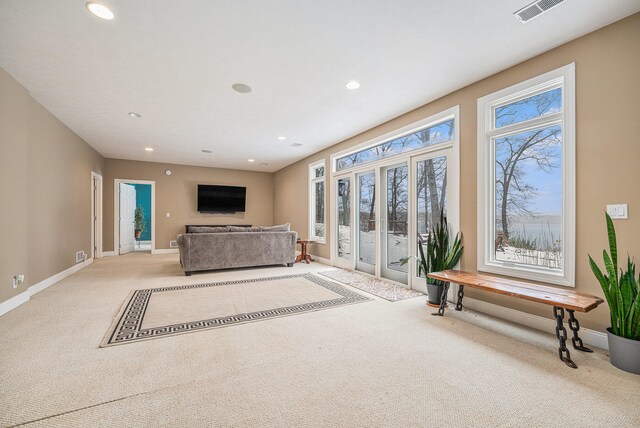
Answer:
[113,179,156,255]
[91,171,103,259]
[329,105,460,292]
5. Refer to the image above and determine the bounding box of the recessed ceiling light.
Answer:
[144,147,154,152]
[278,136,286,140]
[260,163,269,166]
[85,2,114,20]
[247,159,255,162]
[128,112,141,118]
[232,83,252,93]
[291,143,302,148]
[201,149,212,154]
[345,81,360,90]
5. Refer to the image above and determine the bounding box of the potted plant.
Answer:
[134,206,146,239]
[588,212,640,374]
[401,211,463,307]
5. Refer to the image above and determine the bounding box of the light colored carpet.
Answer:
[102,273,370,346]
[319,268,424,301]
[0,253,639,427]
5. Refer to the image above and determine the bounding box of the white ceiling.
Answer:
[1,1,638,172]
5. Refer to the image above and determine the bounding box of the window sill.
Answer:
[478,262,573,288]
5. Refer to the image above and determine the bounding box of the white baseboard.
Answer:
[0,291,30,317]
[462,296,609,350]
[295,250,332,266]
[311,254,332,265]
[102,251,116,257]
[152,248,179,254]
[0,259,93,317]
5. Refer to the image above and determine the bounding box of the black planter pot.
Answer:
[426,281,445,306]
[606,328,640,375]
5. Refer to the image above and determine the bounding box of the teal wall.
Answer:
[131,183,152,241]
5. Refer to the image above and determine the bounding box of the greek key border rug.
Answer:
[101,273,371,347]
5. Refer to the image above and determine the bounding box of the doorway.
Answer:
[91,172,103,259]
[114,179,155,255]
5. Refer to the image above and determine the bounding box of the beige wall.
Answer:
[274,13,640,331]
[103,159,275,251]
[0,68,104,304]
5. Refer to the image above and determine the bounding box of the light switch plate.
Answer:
[607,204,628,219]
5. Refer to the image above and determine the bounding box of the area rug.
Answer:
[318,269,424,302]
[102,273,371,346]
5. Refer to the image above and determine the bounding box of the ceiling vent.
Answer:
[514,0,564,23]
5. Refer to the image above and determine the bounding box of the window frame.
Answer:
[331,109,456,174]
[477,63,576,287]
[309,159,326,244]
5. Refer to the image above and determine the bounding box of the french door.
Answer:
[332,146,457,291]
[381,163,409,284]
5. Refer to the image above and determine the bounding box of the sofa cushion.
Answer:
[259,223,291,232]
[227,226,254,232]
[188,226,230,233]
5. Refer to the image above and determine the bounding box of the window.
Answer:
[477,64,575,286]
[309,160,326,242]
[335,119,454,171]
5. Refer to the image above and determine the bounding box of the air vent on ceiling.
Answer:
[514,0,564,23]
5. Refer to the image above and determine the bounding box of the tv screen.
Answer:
[197,185,246,213]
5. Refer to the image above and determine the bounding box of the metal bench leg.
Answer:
[433,283,450,316]
[455,285,464,311]
[553,306,577,368]
[567,309,593,353]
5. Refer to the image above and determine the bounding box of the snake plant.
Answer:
[401,211,463,285]
[588,212,640,340]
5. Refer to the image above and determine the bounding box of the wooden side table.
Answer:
[295,240,316,264]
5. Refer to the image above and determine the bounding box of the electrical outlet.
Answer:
[169,240,178,248]
[75,251,85,263]
[12,274,24,289]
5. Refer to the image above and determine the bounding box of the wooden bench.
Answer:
[427,269,604,369]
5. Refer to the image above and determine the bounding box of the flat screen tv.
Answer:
[197,184,246,213]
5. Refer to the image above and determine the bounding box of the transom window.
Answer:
[477,64,575,286]
[335,119,454,172]
[309,160,326,242]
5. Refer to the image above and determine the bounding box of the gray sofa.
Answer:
[177,224,297,275]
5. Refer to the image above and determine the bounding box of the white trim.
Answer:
[308,160,326,243]
[477,63,575,287]
[0,291,30,317]
[114,179,156,255]
[102,251,116,257]
[311,254,332,265]
[0,259,93,317]
[152,248,179,254]
[461,296,608,350]
[296,250,333,266]
[91,171,103,259]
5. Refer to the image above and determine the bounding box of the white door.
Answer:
[119,183,136,254]
[410,150,452,290]
[381,162,409,284]
[355,170,377,275]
